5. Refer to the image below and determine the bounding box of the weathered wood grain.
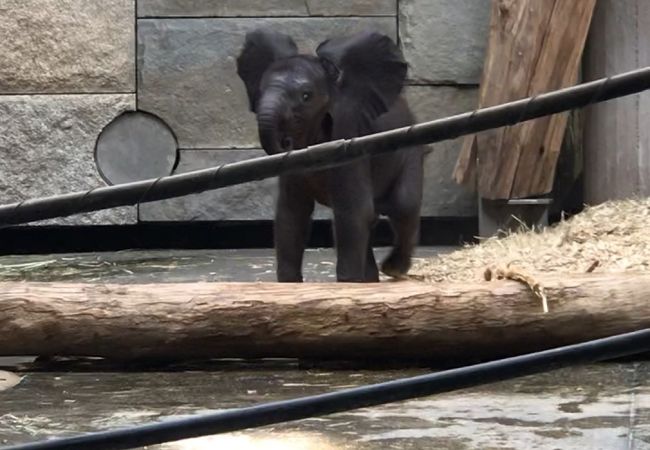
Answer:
[454,0,596,200]
[1,274,649,362]
[583,0,650,203]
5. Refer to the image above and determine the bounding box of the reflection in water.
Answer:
[167,431,341,450]
[0,371,23,392]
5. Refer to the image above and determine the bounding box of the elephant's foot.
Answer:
[380,251,411,279]
[337,275,378,283]
[277,271,304,282]
[364,268,380,282]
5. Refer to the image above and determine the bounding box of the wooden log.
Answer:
[2,273,650,363]
[454,0,596,200]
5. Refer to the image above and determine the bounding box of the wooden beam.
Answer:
[1,274,650,362]
[454,0,596,200]
[583,0,650,203]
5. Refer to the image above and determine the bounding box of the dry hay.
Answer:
[412,196,650,284]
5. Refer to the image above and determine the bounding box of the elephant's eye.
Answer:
[301,91,312,102]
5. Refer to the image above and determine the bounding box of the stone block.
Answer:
[309,0,395,16]
[137,0,305,16]
[137,0,395,17]
[399,0,490,84]
[137,17,396,149]
[0,0,135,94]
[404,85,479,216]
[139,149,331,221]
[0,94,137,225]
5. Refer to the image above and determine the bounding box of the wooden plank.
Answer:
[584,0,650,203]
[477,1,556,199]
[2,274,650,362]
[640,0,650,196]
[511,0,596,197]
[454,0,546,189]
[454,0,596,200]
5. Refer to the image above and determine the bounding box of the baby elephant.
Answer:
[236,28,424,282]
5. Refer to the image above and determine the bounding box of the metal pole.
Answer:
[2,67,650,226]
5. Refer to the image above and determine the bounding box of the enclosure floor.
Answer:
[1,248,649,449]
[0,247,451,284]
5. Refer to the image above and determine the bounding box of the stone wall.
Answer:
[0,0,137,225]
[0,0,491,225]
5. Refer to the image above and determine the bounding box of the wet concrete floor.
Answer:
[1,248,649,449]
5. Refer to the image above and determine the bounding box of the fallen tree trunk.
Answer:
[1,273,649,363]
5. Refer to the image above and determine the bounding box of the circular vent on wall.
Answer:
[95,111,178,185]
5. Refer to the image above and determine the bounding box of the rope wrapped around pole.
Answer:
[2,66,650,226]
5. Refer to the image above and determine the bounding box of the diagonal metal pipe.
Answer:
[1,66,650,226]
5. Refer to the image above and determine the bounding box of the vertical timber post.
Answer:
[583,0,650,203]
[454,0,596,238]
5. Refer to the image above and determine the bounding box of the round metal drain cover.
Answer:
[95,111,178,185]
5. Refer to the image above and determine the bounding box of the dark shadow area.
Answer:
[4,349,649,374]
[0,217,479,255]
[0,205,588,255]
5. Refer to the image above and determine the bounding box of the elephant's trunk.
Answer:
[256,90,291,155]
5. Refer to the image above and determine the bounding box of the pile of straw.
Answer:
[412,197,650,283]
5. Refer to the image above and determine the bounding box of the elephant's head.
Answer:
[236,29,408,155]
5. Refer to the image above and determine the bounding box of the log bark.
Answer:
[454,0,596,200]
[1,273,649,363]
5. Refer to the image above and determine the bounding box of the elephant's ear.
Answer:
[236,29,298,112]
[316,31,407,136]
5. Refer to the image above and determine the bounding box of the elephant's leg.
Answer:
[381,150,423,278]
[365,237,380,282]
[329,164,377,282]
[382,212,420,277]
[332,209,376,282]
[275,176,315,282]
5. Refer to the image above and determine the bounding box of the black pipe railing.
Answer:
[1,66,650,226]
